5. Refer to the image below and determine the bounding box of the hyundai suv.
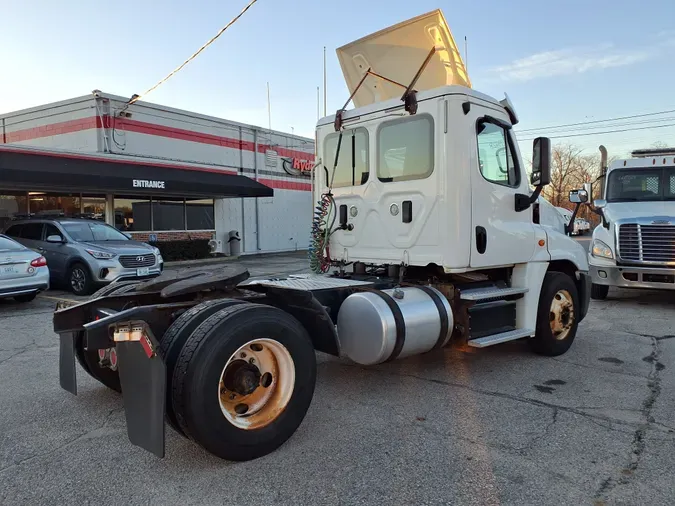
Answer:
[3,218,163,295]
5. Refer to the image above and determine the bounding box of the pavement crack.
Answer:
[593,336,663,502]
[0,407,125,474]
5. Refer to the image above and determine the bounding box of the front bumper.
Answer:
[92,260,164,284]
[590,263,675,290]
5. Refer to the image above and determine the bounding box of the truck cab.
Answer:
[588,148,675,299]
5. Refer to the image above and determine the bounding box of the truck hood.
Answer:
[604,201,675,223]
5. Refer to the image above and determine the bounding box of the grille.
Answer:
[119,254,155,268]
[618,224,675,264]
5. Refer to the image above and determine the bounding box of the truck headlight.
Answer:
[591,239,613,259]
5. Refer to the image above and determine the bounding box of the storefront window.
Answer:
[81,196,106,220]
[0,195,28,229]
[114,198,151,231]
[29,193,81,218]
[186,199,215,230]
[152,200,185,231]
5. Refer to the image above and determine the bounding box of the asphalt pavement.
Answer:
[0,245,673,506]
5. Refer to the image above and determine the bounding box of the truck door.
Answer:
[469,112,535,268]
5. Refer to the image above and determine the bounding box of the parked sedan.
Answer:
[0,234,49,303]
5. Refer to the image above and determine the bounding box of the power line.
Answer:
[518,122,675,142]
[520,115,675,137]
[127,0,259,106]
[516,108,675,134]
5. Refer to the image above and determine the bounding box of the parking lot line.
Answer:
[38,294,81,304]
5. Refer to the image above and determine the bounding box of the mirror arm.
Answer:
[515,185,543,212]
[565,202,584,235]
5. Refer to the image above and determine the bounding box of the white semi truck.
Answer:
[588,146,675,299]
[52,10,592,462]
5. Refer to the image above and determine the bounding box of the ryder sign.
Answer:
[281,158,313,178]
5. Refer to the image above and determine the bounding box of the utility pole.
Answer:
[267,82,271,132]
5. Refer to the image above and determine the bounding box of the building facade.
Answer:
[0,91,315,255]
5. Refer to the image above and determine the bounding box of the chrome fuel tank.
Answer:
[336,286,453,365]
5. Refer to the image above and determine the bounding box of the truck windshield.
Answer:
[606,167,675,202]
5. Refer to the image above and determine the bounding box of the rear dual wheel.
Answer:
[170,303,317,461]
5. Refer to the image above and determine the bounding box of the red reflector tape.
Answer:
[140,334,155,359]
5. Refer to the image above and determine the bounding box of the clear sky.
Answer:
[2,0,675,159]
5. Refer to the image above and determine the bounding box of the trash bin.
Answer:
[228,230,241,257]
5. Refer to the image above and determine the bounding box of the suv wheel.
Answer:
[69,262,92,296]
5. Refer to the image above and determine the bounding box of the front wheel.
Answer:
[171,303,317,461]
[591,283,609,300]
[529,272,579,357]
[68,262,93,296]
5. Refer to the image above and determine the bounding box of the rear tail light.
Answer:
[30,256,47,267]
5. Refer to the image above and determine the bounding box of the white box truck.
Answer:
[52,10,592,462]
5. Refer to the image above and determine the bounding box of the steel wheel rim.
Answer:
[549,289,574,341]
[218,338,295,430]
[71,268,86,292]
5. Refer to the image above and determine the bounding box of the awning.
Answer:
[0,146,273,198]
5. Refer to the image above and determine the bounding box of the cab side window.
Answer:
[476,120,520,188]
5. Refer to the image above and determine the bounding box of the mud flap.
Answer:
[116,335,167,458]
[59,332,78,395]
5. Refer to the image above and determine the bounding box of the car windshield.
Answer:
[62,222,130,242]
[0,235,24,252]
[607,167,675,202]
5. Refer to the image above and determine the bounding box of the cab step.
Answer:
[460,286,528,301]
[467,328,535,348]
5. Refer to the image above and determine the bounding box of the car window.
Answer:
[377,115,434,183]
[44,224,64,240]
[0,236,24,252]
[62,222,129,242]
[20,223,44,240]
[4,224,23,238]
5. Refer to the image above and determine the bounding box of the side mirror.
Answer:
[594,199,607,209]
[569,189,589,204]
[46,235,64,243]
[530,137,551,186]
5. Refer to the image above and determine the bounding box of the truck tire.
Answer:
[591,283,609,300]
[529,272,580,357]
[159,298,247,436]
[73,282,140,392]
[171,303,317,461]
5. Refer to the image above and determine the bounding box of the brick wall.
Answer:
[129,231,214,242]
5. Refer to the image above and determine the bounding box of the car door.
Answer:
[17,223,45,256]
[42,223,67,279]
[470,112,535,268]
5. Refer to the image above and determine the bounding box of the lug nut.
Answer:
[229,393,236,400]
[249,358,255,364]
[240,352,247,358]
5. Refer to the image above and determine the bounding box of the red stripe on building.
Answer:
[3,117,315,161]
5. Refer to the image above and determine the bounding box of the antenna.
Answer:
[317,86,320,120]
[464,36,468,73]
[267,82,271,132]
[323,46,327,117]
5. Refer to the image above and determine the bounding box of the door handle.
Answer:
[475,226,487,254]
